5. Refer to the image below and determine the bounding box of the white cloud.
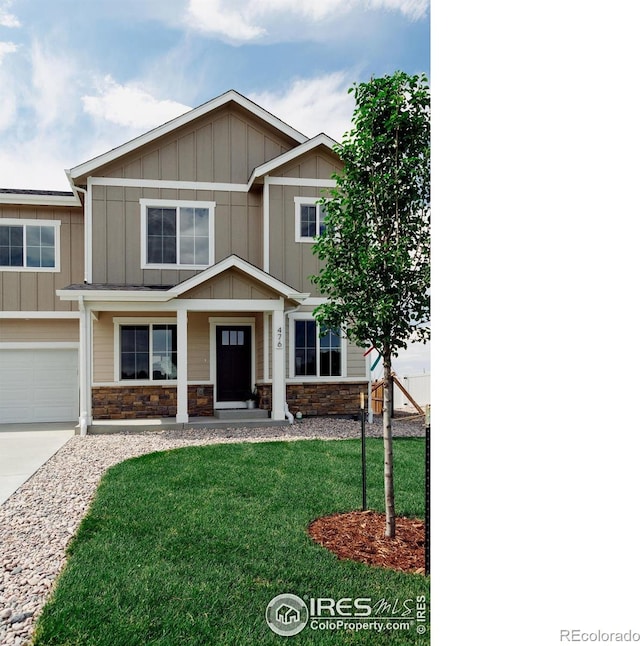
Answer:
[29,40,80,130]
[82,76,192,129]
[0,40,17,62]
[0,1,20,28]
[249,72,355,141]
[184,0,427,42]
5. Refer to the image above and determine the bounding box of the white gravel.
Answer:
[0,416,425,646]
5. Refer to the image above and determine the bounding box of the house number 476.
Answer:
[276,327,283,349]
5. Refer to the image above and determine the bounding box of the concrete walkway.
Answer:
[0,423,76,505]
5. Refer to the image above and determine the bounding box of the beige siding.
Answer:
[181,269,278,300]
[95,106,294,184]
[0,205,84,312]
[276,152,342,181]
[187,312,211,381]
[269,184,331,295]
[347,341,366,378]
[0,319,79,342]
[91,187,263,285]
[93,310,224,384]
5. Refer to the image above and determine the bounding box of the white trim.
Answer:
[85,180,93,283]
[168,254,308,302]
[263,312,270,381]
[263,178,270,273]
[0,311,80,319]
[271,306,285,420]
[176,309,188,423]
[209,317,256,408]
[140,198,216,270]
[265,177,337,188]
[89,177,249,192]
[113,317,178,383]
[249,133,338,186]
[0,342,79,350]
[0,192,79,207]
[288,312,346,379]
[69,90,307,180]
[301,297,329,306]
[0,218,61,272]
[294,197,324,244]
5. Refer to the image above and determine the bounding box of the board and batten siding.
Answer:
[91,186,263,285]
[0,205,84,311]
[267,151,341,296]
[93,106,295,185]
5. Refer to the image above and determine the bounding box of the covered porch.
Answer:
[57,255,309,434]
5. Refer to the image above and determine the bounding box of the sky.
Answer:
[0,0,430,377]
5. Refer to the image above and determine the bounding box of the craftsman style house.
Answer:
[0,90,369,431]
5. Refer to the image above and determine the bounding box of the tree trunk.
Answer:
[383,351,396,538]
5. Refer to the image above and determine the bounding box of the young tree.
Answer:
[311,71,430,538]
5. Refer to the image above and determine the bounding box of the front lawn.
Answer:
[33,438,428,645]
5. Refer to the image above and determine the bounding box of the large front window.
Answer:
[141,199,215,268]
[0,219,59,271]
[294,320,342,377]
[120,324,177,380]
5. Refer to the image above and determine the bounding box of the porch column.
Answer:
[78,297,90,435]
[271,300,285,421]
[176,309,189,424]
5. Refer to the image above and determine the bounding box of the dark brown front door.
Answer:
[216,326,251,402]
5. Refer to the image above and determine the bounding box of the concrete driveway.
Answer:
[0,423,76,505]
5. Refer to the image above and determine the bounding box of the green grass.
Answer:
[33,438,428,645]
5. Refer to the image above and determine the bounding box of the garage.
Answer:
[0,348,79,424]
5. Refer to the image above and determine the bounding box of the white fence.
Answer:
[394,373,430,409]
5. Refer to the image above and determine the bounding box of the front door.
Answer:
[216,325,252,402]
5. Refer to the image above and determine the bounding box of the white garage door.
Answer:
[0,349,79,423]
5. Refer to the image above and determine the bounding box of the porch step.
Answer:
[213,408,269,420]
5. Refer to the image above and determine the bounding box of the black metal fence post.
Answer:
[360,392,367,511]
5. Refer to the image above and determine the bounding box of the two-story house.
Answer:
[0,90,370,432]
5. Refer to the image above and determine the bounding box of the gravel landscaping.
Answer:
[0,416,425,646]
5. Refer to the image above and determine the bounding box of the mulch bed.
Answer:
[308,510,426,575]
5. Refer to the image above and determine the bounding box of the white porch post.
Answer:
[78,297,90,435]
[176,308,189,424]
[271,299,285,421]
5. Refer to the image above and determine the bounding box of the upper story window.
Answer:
[0,219,60,272]
[140,199,215,269]
[294,197,326,243]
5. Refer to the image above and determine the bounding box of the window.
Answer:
[294,320,342,377]
[141,199,215,268]
[294,197,326,242]
[0,219,59,271]
[120,323,177,381]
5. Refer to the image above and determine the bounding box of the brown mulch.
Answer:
[308,510,426,575]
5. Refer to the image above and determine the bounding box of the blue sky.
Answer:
[0,0,430,377]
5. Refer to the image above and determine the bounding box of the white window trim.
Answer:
[140,198,215,270]
[288,313,347,380]
[0,218,61,273]
[113,317,178,385]
[294,196,324,243]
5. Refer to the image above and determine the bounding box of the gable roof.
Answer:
[248,133,340,186]
[57,255,310,304]
[67,90,309,183]
[169,254,309,302]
